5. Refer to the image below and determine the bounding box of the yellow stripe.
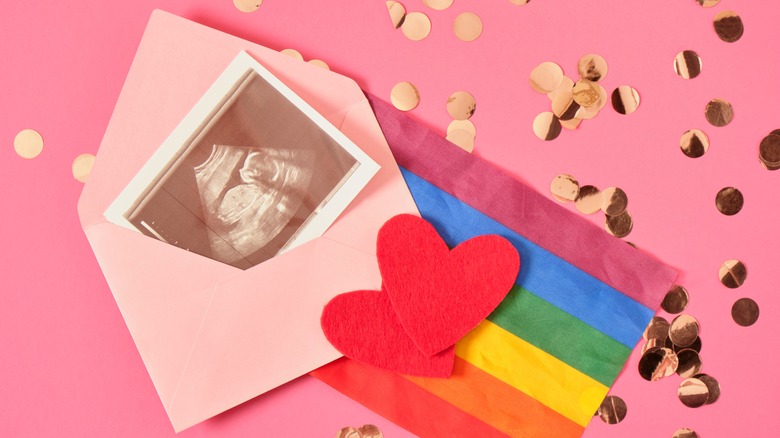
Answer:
[456,320,609,427]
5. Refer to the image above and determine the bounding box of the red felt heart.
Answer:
[378,214,520,356]
[321,290,455,377]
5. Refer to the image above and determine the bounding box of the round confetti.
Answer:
[530,62,564,94]
[336,426,362,438]
[680,129,709,158]
[453,12,483,42]
[308,59,330,70]
[673,428,700,438]
[759,134,780,170]
[358,424,384,438]
[611,86,640,115]
[670,336,701,354]
[578,54,608,82]
[732,297,759,326]
[386,1,406,29]
[596,395,627,424]
[605,211,633,238]
[644,316,670,342]
[533,112,562,141]
[508,0,530,4]
[676,349,703,378]
[446,129,475,153]
[572,80,601,108]
[551,91,580,121]
[390,82,420,111]
[719,259,747,288]
[14,129,44,159]
[560,117,583,131]
[550,174,579,203]
[639,347,678,381]
[694,373,721,404]
[661,285,689,314]
[72,153,95,183]
[669,314,699,348]
[697,0,720,7]
[401,12,432,41]
[713,10,744,43]
[423,0,453,10]
[705,98,734,127]
[547,75,575,102]
[601,187,628,216]
[233,0,262,13]
[678,377,709,408]
[446,91,476,120]
[674,50,702,80]
[575,185,603,214]
[715,186,743,216]
[280,49,304,61]
[447,119,477,137]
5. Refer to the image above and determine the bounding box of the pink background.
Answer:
[1,0,776,436]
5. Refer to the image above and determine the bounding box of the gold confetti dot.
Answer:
[601,187,628,216]
[572,80,601,108]
[390,81,420,111]
[550,174,579,202]
[575,185,603,214]
[446,91,476,120]
[678,377,709,408]
[447,119,477,137]
[308,59,330,70]
[714,10,744,43]
[705,98,734,127]
[696,0,720,7]
[358,424,384,438]
[560,117,583,130]
[680,129,709,158]
[423,0,453,10]
[14,129,44,159]
[533,112,562,141]
[644,316,670,342]
[674,50,702,80]
[605,211,633,238]
[280,49,304,61]
[671,336,701,354]
[233,0,261,13]
[715,186,743,216]
[675,349,703,378]
[551,91,580,121]
[759,133,780,170]
[386,1,406,29]
[508,0,530,4]
[611,86,640,115]
[694,373,721,404]
[577,54,608,82]
[719,259,747,288]
[453,12,483,42]
[597,395,627,424]
[446,129,475,153]
[669,314,700,348]
[661,285,689,314]
[530,62,564,94]
[401,12,431,41]
[72,153,95,183]
[673,428,700,438]
[732,297,759,326]
[547,75,575,102]
[639,347,678,381]
[336,426,362,438]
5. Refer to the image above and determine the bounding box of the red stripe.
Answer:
[311,358,507,438]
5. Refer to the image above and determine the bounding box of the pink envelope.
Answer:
[77,10,418,432]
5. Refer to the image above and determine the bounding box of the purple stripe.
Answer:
[366,94,677,309]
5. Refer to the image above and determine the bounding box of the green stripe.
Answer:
[488,286,632,387]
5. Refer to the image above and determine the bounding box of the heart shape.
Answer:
[377,214,520,356]
[321,290,455,377]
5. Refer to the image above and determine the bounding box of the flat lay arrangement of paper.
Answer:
[311,95,679,437]
[77,10,417,432]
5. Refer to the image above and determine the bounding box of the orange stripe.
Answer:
[405,357,585,438]
[311,358,507,437]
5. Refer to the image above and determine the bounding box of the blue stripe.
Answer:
[400,167,653,348]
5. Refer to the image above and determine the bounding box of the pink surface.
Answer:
[1,1,778,437]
